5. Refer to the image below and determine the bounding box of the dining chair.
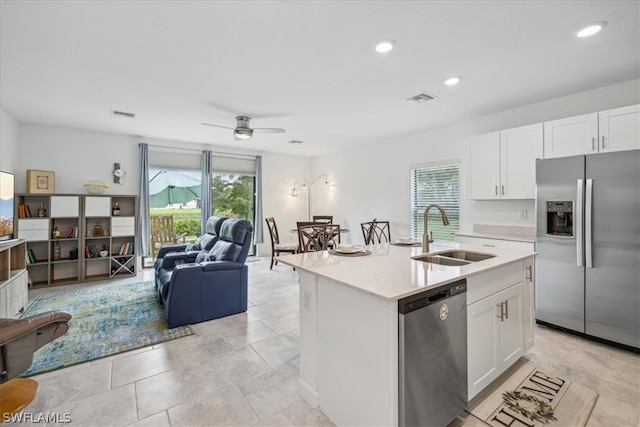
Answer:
[312,215,333,224]
[265,217,299,269]
[361,219,391,244]
[298,223,341,252]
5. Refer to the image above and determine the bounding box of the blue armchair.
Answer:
[154,216,228,284]
[156,218,254,328]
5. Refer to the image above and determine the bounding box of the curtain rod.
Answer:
[145,143,258,160]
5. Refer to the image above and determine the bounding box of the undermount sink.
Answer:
[412,249,496,266]
[411,254,471,266]
[434,250,496,262]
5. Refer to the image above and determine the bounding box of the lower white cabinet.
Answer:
[468,282,524,400]
[454,234,535,252]
[523,256,535,353]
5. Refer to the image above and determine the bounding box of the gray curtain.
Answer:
[254,155,264,244]
[200,150,213,234]
[137,143,150,256]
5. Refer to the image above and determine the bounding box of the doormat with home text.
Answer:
[468,362,597,427]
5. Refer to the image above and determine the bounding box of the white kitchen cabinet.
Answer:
[544,104,639,158]
[598,104,640,153]
[468,131,500,200]
[468,282,524,400]
[468,123,543,200]
[454,234,535,253]
[523,256,535,353]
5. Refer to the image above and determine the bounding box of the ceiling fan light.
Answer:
[234,129,253,140]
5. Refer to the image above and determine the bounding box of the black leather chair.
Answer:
[0,311,72,415]
[154,216,228,286]
[156,219,254,328]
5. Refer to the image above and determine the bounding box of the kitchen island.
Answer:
[277,241,536,426]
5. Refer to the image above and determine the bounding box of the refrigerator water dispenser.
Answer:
[546,201,573,236]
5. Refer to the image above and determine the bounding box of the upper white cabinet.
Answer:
[599,104,640,153]
[544,104,640,158]
[468,123,543,200]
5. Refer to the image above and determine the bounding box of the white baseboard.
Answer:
[298,377,319,407]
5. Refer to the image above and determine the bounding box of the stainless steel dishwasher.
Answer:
[398,279,467,427]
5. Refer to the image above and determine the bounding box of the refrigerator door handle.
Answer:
[576,179,584,267]
[586,179,593,268]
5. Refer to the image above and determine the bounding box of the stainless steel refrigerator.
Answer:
[535,150,640,349]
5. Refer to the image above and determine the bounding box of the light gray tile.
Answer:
[522,325,580,371]
[47,383,137,427]
[167,384,260,426]
[252,333,300,369]
[249,286,299,306]
[126,411,171,427]
[111,346,178,388]
[200,346,271,389]
[189,313,248,336]
[222,320,279,349]
[170,332,234,366]
[235,360,302,420]
[247,303,285,322]
[282,399,337,427]
[586,394,640,427]
[254,411,296,426]
[261,311,300,335]
[27,362,112,413]
[135,362,214,420]
[269,296,300,315]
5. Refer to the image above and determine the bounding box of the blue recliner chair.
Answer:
[153,216,228,277]
[156,219,254,328]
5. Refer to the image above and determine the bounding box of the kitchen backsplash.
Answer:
[473,223,535,238]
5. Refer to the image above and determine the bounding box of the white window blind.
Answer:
[410,163,460,241]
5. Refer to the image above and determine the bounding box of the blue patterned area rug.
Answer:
[21,281,193,377]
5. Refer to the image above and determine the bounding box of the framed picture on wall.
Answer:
[26,169,55,194]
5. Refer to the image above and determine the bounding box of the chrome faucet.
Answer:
[423,204,450,253]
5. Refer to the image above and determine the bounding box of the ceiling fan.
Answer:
[202,116,285,141]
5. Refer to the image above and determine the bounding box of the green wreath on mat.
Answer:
[502,390,558,424]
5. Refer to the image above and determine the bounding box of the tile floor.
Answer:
[17,259,640,427]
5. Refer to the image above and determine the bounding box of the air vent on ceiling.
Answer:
[111,109,136,119]
[406,93,438,104]
[288,140,304,144]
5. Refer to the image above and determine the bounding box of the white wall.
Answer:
[17,124,140,194]
[312,79,640,244]
[6,79,639,253]
[14,122,313,256]
[0,109,19,172]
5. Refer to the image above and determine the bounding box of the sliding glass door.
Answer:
[211,173,256,256]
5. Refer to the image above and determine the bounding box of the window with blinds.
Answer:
[410,163,460,241]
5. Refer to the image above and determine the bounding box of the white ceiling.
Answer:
[1,1,638,157]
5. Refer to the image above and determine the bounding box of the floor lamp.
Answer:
[291,174,329,220]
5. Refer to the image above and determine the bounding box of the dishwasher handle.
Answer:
[398,279,467,314]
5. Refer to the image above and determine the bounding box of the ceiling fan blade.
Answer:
[252,128,286,133]
[201,122,235,130]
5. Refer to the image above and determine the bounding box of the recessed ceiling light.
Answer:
[576,21,607,38]
[374,40,395,54]
[443,76,461,86]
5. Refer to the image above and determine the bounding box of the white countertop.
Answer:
[276,241,536,301]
